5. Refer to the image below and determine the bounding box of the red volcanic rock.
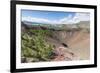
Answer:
[52,47,79,61]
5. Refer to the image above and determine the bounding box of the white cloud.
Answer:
[22,13,90,24]
[73,13,90,22]
[59,13,90,24]
[22,16,51,23]
[22,16,60,24]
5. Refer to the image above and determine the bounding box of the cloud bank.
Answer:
[22,13,90,24]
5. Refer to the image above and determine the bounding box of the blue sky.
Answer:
[22,10,75,21]
[21,10,90,24]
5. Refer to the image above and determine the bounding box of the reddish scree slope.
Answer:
[67,30,90,60]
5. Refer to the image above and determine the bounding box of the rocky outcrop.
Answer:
[52,47,79,61]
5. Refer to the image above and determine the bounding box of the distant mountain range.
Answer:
[21,20,90,31]
[22,21,51,25]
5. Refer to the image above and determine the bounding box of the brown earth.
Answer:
[47,30,90,61]
[67,30,90,60]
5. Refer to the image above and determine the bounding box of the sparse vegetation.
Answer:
[21,29,54,62]
[21,21,90,62]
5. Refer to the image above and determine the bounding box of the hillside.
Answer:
[21,21,90,62]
